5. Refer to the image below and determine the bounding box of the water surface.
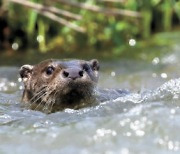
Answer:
[0,45,180,154]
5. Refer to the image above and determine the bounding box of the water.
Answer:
[0,46,180,154]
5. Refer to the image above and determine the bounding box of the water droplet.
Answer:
[152,57,160,65]
[18,78,22,82]
[23,78,27,82]
[64,109,75,113]
[12,42,19,50]
[37,35,44,42]
[135,130,145,136]
[157,138,164,145]
[93,128,117,140]
[170,109,176,114]
[111,71,116,77]
[19,85,23,90]
[129,39,136,46]
[10,82,16,87]
[126,132,131,137]
[161,73,167,79]
[168,141,174,150]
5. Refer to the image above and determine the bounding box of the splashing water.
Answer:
[1,50,180,153]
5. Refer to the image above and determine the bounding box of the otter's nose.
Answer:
[62,68,84,80]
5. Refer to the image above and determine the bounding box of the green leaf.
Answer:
[27,10,37,36]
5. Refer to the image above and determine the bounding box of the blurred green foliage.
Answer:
[0,0,180,55]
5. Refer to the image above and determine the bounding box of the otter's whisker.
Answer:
[29,91,48,109]
[28,89,46,105]
[25,86,47,106]
[32,92,49,110]
[42,89,56,113]
[49,91,58,112]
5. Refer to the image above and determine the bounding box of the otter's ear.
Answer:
[19,64,33,79]
[90,59,100,71]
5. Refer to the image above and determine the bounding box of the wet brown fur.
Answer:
[20,59,99,113]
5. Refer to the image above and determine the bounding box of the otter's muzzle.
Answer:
[62,68,84,80]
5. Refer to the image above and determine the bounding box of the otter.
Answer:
[19,59,100,113]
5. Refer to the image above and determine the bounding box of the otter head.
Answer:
[19,59,99,112]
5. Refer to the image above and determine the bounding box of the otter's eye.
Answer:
[83,64,90,72]
[46,66,54,75]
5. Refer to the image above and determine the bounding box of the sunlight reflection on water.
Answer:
[0,45,180,153]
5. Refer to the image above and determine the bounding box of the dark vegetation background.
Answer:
[0,0,180,65]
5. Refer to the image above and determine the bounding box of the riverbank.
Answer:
[0,31,180,66]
